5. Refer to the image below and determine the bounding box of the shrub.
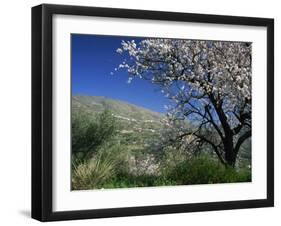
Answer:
[72,155,116,190]
[162,154,251,185]
[72,109,117,161]
[72,142,130,190]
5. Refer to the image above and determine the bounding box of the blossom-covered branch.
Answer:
[117,38,252,167]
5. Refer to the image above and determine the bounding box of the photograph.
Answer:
[31,3,274,221]
[71,34,252,191]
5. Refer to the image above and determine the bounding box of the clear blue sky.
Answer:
[71,34,168,113]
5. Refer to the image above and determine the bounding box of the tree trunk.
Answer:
[224,134,236,167]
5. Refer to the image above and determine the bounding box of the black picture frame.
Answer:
[32,4,274,222]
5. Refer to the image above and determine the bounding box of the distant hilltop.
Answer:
[72,95,164,121]
[72,95,165,136]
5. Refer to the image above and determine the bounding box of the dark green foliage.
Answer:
[101,173,159,189]
[72,109,117,161]
[162,155,251,185]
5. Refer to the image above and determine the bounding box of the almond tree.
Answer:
[116,39,251,167]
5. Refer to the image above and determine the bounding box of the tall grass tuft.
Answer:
[72,142,130,190]
[72,156,115,190]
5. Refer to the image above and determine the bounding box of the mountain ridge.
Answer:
[72,95,165,122]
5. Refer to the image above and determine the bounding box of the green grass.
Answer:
[161,155,251,185]
[72,153,251,190]
[72,156,116,190]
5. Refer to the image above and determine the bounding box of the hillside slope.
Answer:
[72,95,163,120]
[72,95,165,144]
[72,95,250,167]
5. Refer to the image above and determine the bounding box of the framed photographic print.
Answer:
[32,4,274,221]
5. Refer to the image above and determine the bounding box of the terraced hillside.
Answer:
[72,95,165,147]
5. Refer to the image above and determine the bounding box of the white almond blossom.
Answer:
[116,38,252,167]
